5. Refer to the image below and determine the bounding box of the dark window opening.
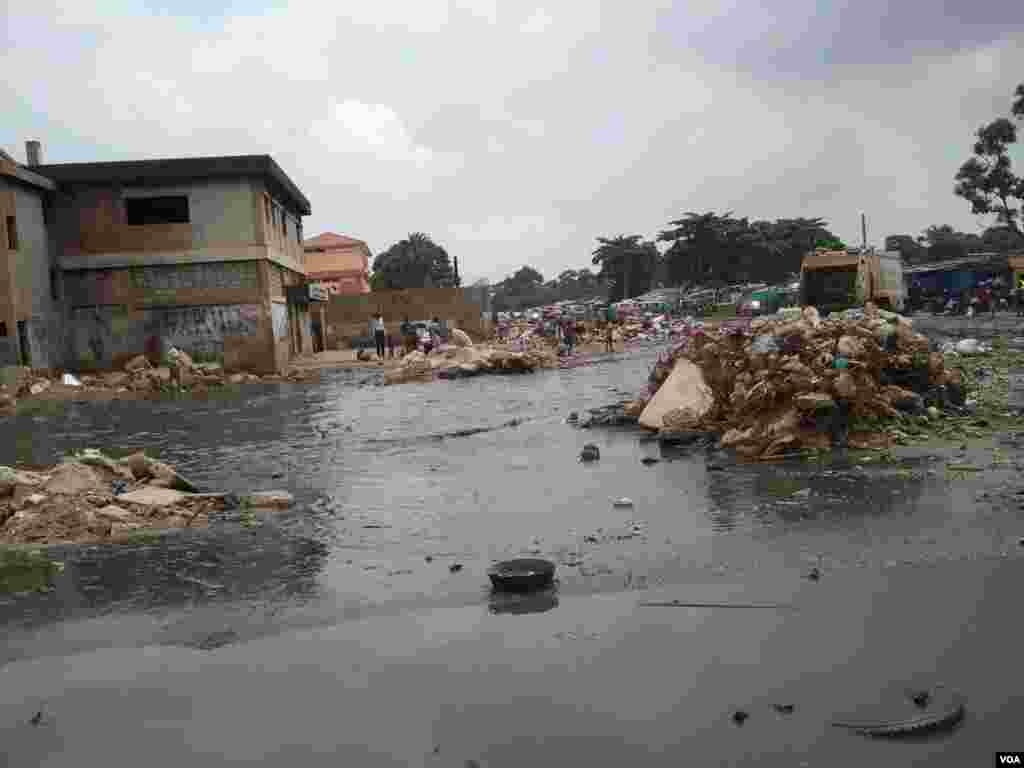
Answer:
[297,222,303,243]
[0,321,7,336]
[124,196,190,226]
[50,268,60,301]
[5,216,17,250]
[282,214,288,238]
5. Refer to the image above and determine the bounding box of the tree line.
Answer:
[370,83,1024,303]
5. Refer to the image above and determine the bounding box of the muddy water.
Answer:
[1,345,1021,662]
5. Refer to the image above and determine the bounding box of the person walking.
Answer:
[372,312,386,359]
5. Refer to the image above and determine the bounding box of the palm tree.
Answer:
[592,235,656,301]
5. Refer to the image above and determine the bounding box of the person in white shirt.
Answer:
[372,313,386,359]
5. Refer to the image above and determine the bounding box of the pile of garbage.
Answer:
[385,330,558,385]
[0,350,316,411]
[1,449,293,546]
[630,304,963,458]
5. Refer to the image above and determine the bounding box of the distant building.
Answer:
[303,232,371,296]
[1,142,325,372]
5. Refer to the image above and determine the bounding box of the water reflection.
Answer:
[488,588,559,616]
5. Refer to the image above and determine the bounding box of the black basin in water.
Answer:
[487,558,556,593]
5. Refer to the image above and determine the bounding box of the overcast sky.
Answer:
[3,1,1023,283]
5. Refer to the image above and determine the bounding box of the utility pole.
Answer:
[861,213,867,251]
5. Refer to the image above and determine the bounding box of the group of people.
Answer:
[368,314,444,360]
[907,278,1019,317]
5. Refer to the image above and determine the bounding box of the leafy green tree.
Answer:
[371,233,458,290]
[955,83,1024,235]
[591,235,657,301]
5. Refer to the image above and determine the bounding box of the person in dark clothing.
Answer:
[372,313,386,359]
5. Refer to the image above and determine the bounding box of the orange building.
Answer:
[303,232,371,295]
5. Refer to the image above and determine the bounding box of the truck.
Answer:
[800,248,905,315]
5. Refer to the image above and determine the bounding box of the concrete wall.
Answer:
[257,180,306,275]
[324,287,488,348]
[54,178,306,277]
[61,260,282,373]
[69,303,266,368]
[0,178,63,368]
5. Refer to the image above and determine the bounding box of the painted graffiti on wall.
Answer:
[71,303,264,365]
[271,302,289,340]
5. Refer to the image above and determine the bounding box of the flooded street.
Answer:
[4,345,1024,765]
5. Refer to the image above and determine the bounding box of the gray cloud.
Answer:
[1,0,1023,283]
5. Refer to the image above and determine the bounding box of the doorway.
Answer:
[16,320,31,367]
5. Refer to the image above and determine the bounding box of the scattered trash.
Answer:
[30,710,43,726]
[773,704,795,715]
[806,567,822,581]
[488,558,556,593]
[641,457,660,465]
[61,373,82,387]
[580,444,601,462]
[448,563,464,573]
[612,497,634,508]
[425,555,434,563]
[731,710,749,726]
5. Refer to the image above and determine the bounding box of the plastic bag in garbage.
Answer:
[62,373,82,387]
[954,338,990,355]
[750,335,781,354]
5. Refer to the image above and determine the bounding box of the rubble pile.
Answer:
[385,331,558,385]
[0,350,317,410]
[0,450,293,546]
[633,304,962,458]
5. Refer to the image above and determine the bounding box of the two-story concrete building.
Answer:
[302,232,372,296]
[14,148,319,373]
[0,144,64,368]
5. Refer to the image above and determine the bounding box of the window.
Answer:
[50,268,60,301]
[124,196,190,225]
[0,321,7,337]
[296,221,302,244]
[6,216,17,250]
[264,196,272,224]
[282,213,288,238]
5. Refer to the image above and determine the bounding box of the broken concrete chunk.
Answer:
[244,491,294,509]
[116,487,191,507]
[639,359,714,431]
[43,463,105,496]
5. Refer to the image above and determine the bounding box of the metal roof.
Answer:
[34,154,310,215]
[903,254,1010,275]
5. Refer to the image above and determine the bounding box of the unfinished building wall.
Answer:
[0,179,63,368]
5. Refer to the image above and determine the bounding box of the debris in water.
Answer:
[807,567,822,581]
[580,444,601,462]
[449,563,464,573]
[613,497,634,508]
[641,457,660,465]
[30,710,43,726]
[831,686,965,737]
[773,703,795,715]
[732,710,749,725]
